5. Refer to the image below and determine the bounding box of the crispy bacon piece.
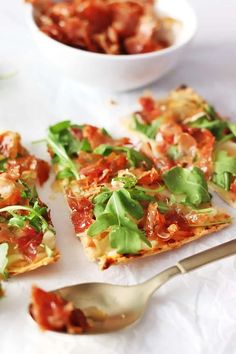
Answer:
[0,173,22,208]
[29,0,172,55]
[16,227,43,261]
[67,194,93,233]
[82,125,130,150]
[145,203,193,242]
[187,127,215,179]
[0,131,27,159]
[79,152,127,184]
[7,156,50,186]
[30,286,88,333]
[138,96,162,123]
[138,167,160,185]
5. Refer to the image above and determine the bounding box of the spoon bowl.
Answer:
[56,282,147,333]
[30,239,236,334]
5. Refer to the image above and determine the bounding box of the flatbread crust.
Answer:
[7,250,60,277]
[75,211,230,269]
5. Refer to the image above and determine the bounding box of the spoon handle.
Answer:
[143,239,236,295]
[177,239,236,273]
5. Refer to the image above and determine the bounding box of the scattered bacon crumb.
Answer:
[30,286,88,333]
[27,0,172,55]
[145,203,193,242]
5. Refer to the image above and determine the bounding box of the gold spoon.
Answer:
[31,239,236,334]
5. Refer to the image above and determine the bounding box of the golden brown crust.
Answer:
[97,220,230,269]
[6,250,60,278]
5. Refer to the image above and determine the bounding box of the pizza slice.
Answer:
[127,85,236,206]
[0,131,59,279]
[46,121,230,269]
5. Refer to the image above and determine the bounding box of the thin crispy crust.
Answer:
[75,212,230,269]
[6,250,60,278]
[98,221,230,269]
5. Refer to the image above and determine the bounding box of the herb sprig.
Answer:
[87,188,151,254]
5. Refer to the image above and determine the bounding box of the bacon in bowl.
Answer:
[26,0,174,55]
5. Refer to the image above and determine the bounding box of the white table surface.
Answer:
[1,1,236,353]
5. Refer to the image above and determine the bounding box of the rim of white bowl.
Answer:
[25,0,198,61]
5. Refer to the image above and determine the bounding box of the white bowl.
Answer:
[25,0,197,92]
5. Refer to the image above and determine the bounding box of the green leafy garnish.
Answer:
[0,158,8,172]
[167,146,181,161]
[0,203,53,233]
[228,122,236,137]
[188,114,227,140]
[113,174,137,188]
[213,151,236,190]
[133,115,162,139]
[0,243,9,277]
[87,189,151,254]
[94,144,152,168]
[163,166,211,207]
[47,121,82,180]
[19,180,38,202]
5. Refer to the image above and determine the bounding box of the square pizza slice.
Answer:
[127,86,236,207]
[46,121,231,269]
[0,131,59,279]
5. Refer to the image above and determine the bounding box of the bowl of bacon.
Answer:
[25,0,197,91]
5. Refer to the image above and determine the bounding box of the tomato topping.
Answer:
[30,286,88,333]
[230,180,236,194]
[67,195,93,233]
[145,203,193,242]
[16,227,43,261]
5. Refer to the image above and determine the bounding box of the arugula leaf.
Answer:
[113,174,137,188]
[94,144,152,168]
[48,121,93,181]
[128,188,155,202]
[213,151,236,190]
[133,115,162,139]
[188,114,227,140]
[50,120,71,134]
[0,204,53,234]
[0,158,8,172]
[228,122,236,137]
[87,213,118,236]
[47,124,80,180]
[87,188,151,254]
[204,104,218,119]
[105,189,144,220]
[8,215,26,228]
[19,180,38,203]
[56,168,76,181]
[163,166,211,207]
[0,243,8,276]
[167,146,181,161]
[109,226,143,254]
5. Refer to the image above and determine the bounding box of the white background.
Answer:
[1,1,236,353]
